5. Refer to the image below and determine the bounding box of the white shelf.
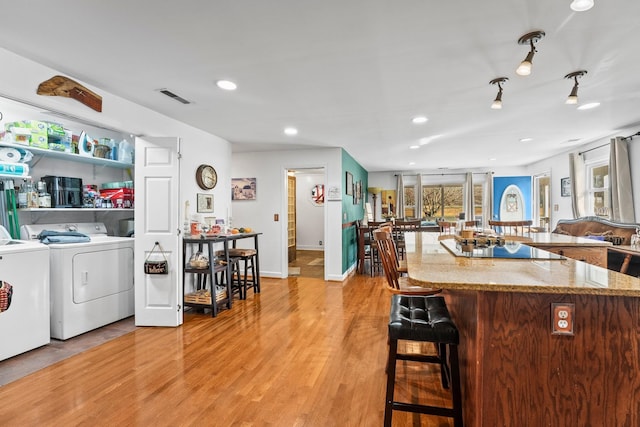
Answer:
[0,142,133,169]
[0,174,30,180]
[19,208,133,212]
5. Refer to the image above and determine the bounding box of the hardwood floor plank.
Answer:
[0,275,455,426]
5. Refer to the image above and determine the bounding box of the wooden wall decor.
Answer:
[36,75,102,112]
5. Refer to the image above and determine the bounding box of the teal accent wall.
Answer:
[342,149,368,273]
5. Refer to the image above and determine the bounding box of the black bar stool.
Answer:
[216,248,258,299]
[384,294,464,427]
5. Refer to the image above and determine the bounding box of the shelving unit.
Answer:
[182,236,233,317]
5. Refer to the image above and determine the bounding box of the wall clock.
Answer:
[195,164,218,190]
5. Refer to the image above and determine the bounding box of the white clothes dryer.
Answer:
[0,226,50,361]
[20,223,134,340]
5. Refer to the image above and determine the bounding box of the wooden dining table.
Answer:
[404,232,640,427]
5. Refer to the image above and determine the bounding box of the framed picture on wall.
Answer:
[197,193,214,213]
[232,177,257,200]
[345,172,353,195]
[561,177,571,197]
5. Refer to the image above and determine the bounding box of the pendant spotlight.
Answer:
[490,77,508,109]
[516,31,545,76]
[570,0,594,11]
[564,70,587,105]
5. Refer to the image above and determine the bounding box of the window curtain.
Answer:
[396,174,405,220]
[463,172,474,222]
[610,137,635,222]
[482,172,493,228]
[569,152,586,218]
[416,173,423,220]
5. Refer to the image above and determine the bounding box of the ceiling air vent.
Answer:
[158,89,191,105]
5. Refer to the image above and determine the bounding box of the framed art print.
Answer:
[197,193,214,213]
[561,177,571,197]
[345,171,353,195]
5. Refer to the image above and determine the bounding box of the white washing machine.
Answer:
[20,222,134,340]
[0,225,50,361]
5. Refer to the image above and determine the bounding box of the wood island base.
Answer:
[444,289,640,427]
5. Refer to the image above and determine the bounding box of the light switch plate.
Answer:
[551,303,575,335]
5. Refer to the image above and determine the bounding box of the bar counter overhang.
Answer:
[406,233,640,427]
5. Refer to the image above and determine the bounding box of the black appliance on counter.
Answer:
[42,176,83,208]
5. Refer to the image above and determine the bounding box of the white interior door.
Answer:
[134,136,181,327]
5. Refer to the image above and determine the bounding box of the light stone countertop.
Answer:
[405,232,640,296]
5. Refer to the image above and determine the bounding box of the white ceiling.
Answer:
[1,0,639,172]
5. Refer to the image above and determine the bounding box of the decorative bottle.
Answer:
[26,180,39,208]
[37,180,51,208]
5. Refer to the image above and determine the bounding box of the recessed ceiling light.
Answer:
[577,102,600,110]
[412,116,428,124]
[520,137,533,143]
[409,162,416,166]
[216,80,237,91]
[489,158,497,161]
[284,127,298,136]
[409,145,420,149]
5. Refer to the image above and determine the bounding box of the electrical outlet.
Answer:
[551,303,574,335]
[319,240,323,246]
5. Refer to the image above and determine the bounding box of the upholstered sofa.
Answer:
[553,216,640,275]
[552,216,640,245]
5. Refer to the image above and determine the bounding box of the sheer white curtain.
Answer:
[396,174,405,219]
[416,173,423,220]
[463,172,474,222]
[569,152,586,218]
[610,137,635,222]
[482,172,493,228]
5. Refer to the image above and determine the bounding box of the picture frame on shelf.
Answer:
[561,177,571,197]
[197,193,214,213]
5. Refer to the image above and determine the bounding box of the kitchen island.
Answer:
[405,233,640,427]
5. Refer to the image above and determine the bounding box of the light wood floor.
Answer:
[288,249,324,279]
[0,275,454,426]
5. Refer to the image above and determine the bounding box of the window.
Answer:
[422,184,463,220]
[403,186,415,218]
[587,161,609,218]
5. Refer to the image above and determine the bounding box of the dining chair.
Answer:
[373,229,440,295]
[356,221,380,276]
[437,220,454,235]
[377,224,407,275]
[393,220,420,259]
[488,220,532,236]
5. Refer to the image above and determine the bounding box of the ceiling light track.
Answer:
[564,70,587,105]
[489,77,508,109]
[516,31,545,76]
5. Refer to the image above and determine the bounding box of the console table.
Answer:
[182,232,261,316]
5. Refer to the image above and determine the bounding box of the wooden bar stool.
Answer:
[216,248,258,299]
[384,294,464,427]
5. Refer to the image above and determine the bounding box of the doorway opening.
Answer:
[533,173,551,231]
[286,167,325,279]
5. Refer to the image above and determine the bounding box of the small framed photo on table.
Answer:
[197,193,214,213]
[561,177,571,197]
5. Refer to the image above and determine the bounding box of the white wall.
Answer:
[526,130,640,229]
[0,48,233,236]
[294,171,324,250]
[231,148,343,280]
